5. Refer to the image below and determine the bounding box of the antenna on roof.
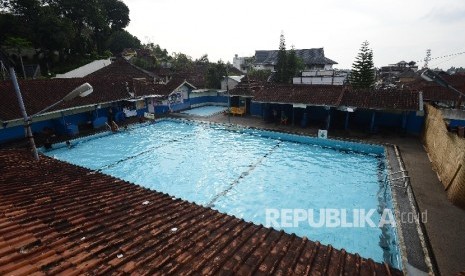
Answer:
[423,49,431,69]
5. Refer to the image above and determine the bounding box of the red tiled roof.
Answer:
[253,84,345,107]
[87,58,154,80]
[253,85,420,111]
[405,74,465,102]
[0,77,132,121]
[340,88,420,111]
[0,149,402,275]
[229,76,264,97]
[419,85,460,102]
[0,60,193,121]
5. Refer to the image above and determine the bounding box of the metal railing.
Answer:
[385,169,410,189]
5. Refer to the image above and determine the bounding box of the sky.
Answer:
[122,0,465,70]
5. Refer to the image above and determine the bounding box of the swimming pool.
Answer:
[180,105,227,116]
[44,119,401,268]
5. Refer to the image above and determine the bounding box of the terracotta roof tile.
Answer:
[341,88,420,111]
[405,74,465,102]
[253,84,420,111]
[0,60,192,121]
[253,84,345,107]
[229,76,264,97]
[0,149,402,275]
[87,58,153,79]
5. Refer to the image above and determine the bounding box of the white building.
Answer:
[253,48,337,71]
[221,75,245,90]
[233,54,247,73]
[293,69,349,85]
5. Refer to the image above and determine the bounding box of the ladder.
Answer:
[385,169,410,190]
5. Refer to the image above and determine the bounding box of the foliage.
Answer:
[274,34,304,83]
[275,33,288,83]
[0,0,133,75]
[144,43,170,62]
[4,36,31,78]
[447,66,465,74]
[106,30,141,55]
[247,67,272,82]
[171,52,193,71]
[195,54,209,65]
[349,40,375,89]
[133,57,152,70]
[286,46,304,81]
[206,60,227,89]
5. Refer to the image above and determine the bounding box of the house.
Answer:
[0,58,203,143]
[293,69,349,85]
[221,75,245,90]
[232,54,255,73]
[379,60,419,86]
[250,84,424,134]
[253,48,338,71]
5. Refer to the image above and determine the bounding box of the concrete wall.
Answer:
[423,104,465,208]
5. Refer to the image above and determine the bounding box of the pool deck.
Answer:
[184,112,465,275]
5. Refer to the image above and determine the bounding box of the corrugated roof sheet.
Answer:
[0,149,402,275]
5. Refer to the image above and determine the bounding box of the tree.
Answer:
[350,41,375,89]
[247,68,272,82]
[4,36,31,79]
[195,54,209,65]
[1,0,135,74]
[171,52,192,71]
[275,33,287,83]
[106,30,141,54]
[286,46,304,82]
[206,60,226,89]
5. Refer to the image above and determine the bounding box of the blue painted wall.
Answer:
[190,95,228,105]
[250,102,263,116]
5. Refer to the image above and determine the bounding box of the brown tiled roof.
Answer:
[405,74,465,102]
[340,88,420,111]
[0,61,193,121]
[0,149,402,275]
[87,58,153,80]
[253,84,345,107]
[0,77,132,121]
[229,76,264,97]
[133,77,193,98]
[253,84,420,111]
[419,85,460,102]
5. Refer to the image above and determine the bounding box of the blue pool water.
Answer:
[181,105,227,116]
[44,120,401,268]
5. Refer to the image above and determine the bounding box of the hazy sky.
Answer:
[122,0,465,69]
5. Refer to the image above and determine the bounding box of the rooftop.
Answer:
[0,149,402,275]
[253,84,420,111]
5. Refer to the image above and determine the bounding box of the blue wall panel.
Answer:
[250,102,263,116]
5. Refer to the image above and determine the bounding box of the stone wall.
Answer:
[423,104,465,208]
